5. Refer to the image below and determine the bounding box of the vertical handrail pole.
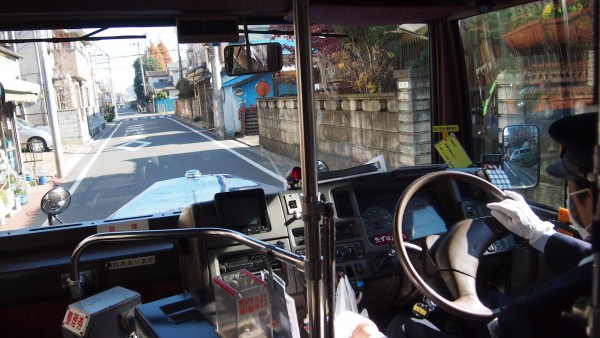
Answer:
[292,0,326,337]
[322,203,336,338]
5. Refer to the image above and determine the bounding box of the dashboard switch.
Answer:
[283,194,302,215]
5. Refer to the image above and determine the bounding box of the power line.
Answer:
[95,49,183,61]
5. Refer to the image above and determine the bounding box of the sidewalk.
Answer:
[2,142,89,232]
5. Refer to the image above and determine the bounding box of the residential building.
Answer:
[52,30,106,142]
[146,70,178,113]
[15,30,106,143]
[0,32,40,174]
[181,43,213,125]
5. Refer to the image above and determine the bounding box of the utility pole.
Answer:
[106,55,117,119]
[177,43,194,120]
[137,42,146,105]
[37,31,65,178]
[93,45,118,119]
[210,44,225,139]
[32,31,48,123]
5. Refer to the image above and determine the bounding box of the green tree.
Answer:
[155,91,169,100]
[176,78,193,99]
[104,105,115,122]
[133,55,163,102]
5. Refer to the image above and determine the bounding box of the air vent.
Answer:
[332,191,355,218]
[456,181,474,200]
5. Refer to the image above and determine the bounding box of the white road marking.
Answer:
[69,116,286,198]
[117,140,151,151]
[68,122,123,195]
[168,117,287,187]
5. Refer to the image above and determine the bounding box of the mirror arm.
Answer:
[243,19,250,46]
[242,20,253,72]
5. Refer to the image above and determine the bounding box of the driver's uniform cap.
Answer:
[546,112,598,182]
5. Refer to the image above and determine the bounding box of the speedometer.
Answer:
[361,206,394,245]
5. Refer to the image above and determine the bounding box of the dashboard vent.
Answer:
[456,181,474,200]
[332,191,355,218]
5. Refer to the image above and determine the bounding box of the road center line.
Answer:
[168,117,287,187]
[68,122,123,195]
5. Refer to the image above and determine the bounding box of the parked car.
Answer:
[510,146,530,162]
[16,118,53,152]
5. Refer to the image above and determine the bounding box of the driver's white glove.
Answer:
[334,311,386,338]
[487,191,555,252]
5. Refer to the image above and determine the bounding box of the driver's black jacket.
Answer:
[498,232,592,338]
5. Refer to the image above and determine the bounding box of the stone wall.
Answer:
[176,98,207,125]
[86,112,107,138]
[257,69,432,170]
[57,108,91,145]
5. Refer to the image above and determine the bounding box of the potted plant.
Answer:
[503,0,594,48]
[13,180,29,206]
[0,188,9,224]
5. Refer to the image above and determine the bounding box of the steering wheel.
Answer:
[394,171,508,319]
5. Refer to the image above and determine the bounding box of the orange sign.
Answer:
[255,80,271,97]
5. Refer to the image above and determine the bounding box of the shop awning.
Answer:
[0,77,40,104]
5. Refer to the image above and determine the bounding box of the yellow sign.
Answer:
[434,133,472,168]
[432,125,459,133]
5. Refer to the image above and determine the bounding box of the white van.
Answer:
[510,147,529,162]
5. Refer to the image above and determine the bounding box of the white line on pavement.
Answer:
[68,122,123,195]
[168,117,287,187]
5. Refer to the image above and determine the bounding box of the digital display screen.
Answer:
[215,189,270,233]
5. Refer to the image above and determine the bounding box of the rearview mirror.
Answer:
[224,43,283,76]
[500,125,540,189]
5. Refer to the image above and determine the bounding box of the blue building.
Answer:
[221,73,275,137]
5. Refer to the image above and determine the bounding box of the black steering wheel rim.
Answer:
[393,170,507,319]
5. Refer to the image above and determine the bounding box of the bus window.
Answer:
[460,0,596,208]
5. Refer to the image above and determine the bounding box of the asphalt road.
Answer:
[31,109,297,225]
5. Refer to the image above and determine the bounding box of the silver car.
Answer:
[16,118,53,152]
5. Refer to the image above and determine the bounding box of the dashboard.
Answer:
[0,165,521,337]
[176,166,472,297]
[275,166,515,300]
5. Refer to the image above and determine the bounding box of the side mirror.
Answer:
[41,186,71,225]
[499,125,540,189]
[317,160,329,173]
[224,43,283,76]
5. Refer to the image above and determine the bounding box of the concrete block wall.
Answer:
[57,109,90,145]
[257,68,432,170]
[176,99,205,125]
[87,112,107,138]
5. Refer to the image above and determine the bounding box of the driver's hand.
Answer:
[334,311,387,338]
[487,191,555,252]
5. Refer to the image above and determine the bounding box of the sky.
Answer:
[87,27,182,98]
